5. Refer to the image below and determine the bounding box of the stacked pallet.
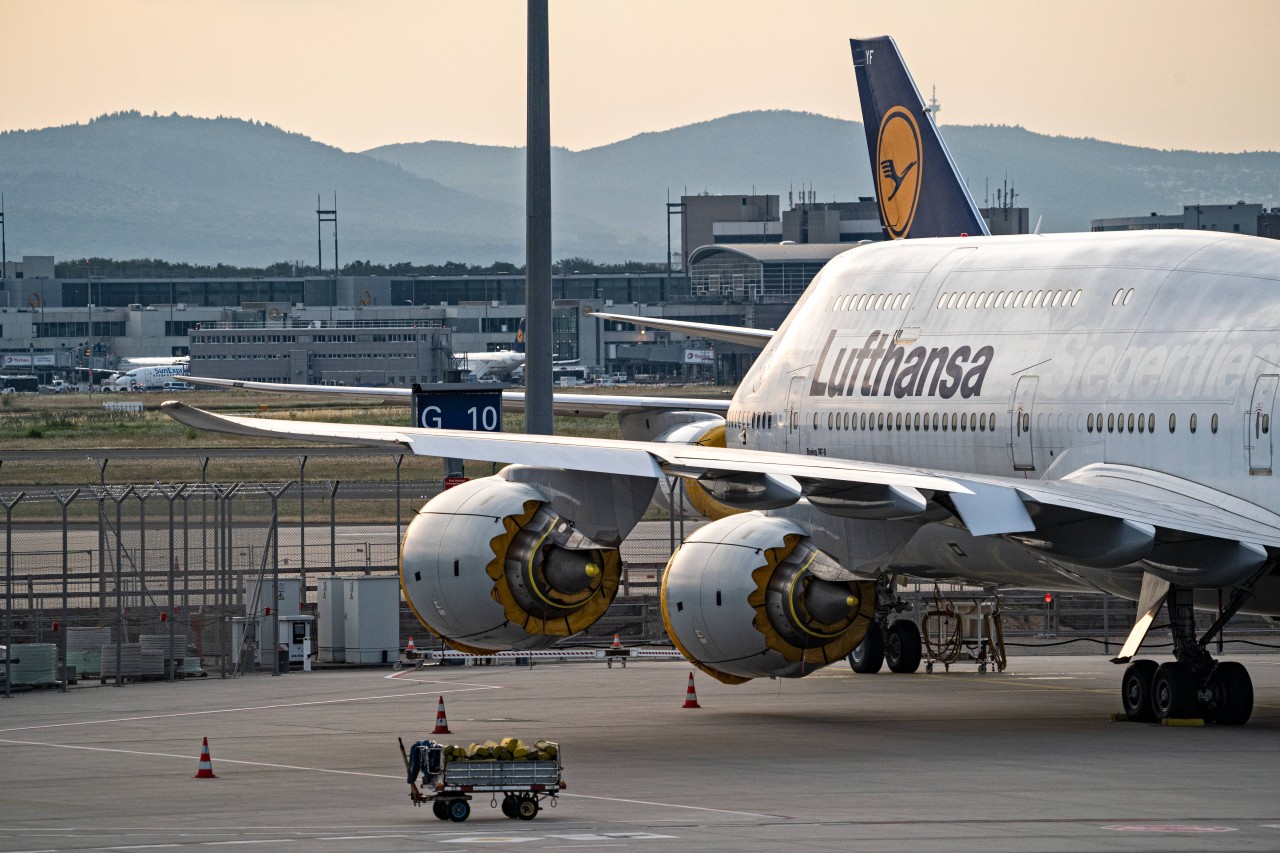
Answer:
[10,644,58,686]
[66,627,111,677]
[100,643,142,679]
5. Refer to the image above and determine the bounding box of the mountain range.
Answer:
[1,110,1277,266]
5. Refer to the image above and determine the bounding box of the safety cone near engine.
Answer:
[612,633,621,649]
[406,637,416,654]
[193,737,217,779]
[432,695,452,734]
[682,672,701,709]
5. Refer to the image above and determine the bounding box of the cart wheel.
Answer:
[501,795,519,818]
[432,800,450,821]
[925,662,934,674]
[517,795,540,820]
[978,662,987,674]
[393,659,403,671]
[448,799,471,822]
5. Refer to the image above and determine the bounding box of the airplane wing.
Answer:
[161,402,1280,553]
[180,376,730,418]
[586,311,774,348]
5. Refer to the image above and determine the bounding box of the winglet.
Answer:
[850,36,989,239]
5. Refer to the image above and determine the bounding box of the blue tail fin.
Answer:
[850,36,989,239]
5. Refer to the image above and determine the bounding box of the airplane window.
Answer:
[969,292,980,309]
[1107,413,1115,433]
[1127,413,1135,433]
[826,412,832,430]
[813,413,819,429]
[937,293,948,309]
[1212,413,1219,434]
[878,412,885,430]
[1001,292,1013,308]
[902,294,911,310]
[1190,413,1198,434]
[874,294,886,310]
[953,413,961,431]
[1072,290,1082,307]
[1088,413,1095,432]
[1014,291,1025,308]
[1264,414,1271,435]
[1050,291,1061,308]
[845,412,851,430]
[1023,412,1031,432]
[1137,414,1145,433]
[1124,289,1135,305]
[895,412,903,430]
[1035,290,1047,308]
[960,413,968,431]
[941,414,949,431]
[978,412,986,431]
[933,412,940,431]
[1169,413,1176,433]
[990,413,997,430]
[1148,413,1155,433]
[1112,289,1123,306]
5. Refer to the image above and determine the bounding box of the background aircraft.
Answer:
[169,36,1280,726]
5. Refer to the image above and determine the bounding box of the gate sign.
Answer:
[412,386,503,433]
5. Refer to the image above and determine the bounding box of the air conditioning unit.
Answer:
[128,303,142,310]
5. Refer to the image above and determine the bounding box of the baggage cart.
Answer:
[399,737,564,822]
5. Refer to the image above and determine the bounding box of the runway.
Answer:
[2,656,1280,851]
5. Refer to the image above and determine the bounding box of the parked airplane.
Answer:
[111,360,189,391]
[167,36,1280,725]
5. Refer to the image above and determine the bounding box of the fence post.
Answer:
[267,483,291,676]
[108,486,135,687]
[3,492,25,700]
[298,455,308,607]
[393,454,404,546]
[328,480,340,573]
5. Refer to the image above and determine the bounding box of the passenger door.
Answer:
[1248,374,1278,474]
[1011,375,1038,472]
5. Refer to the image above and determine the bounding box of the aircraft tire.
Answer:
[1209,661,1253,726]
[1121,659,1157,722]
[885,620,923,673]
[849,623,885,674]
[1152,661,1198,720]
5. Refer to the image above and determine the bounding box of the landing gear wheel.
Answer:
[885,619,923,674]
[432,799,450,820]
[448,799,471,822]
[1121,659,1157,722]
[1152,661,1198,720]
[501,795,519,818]
[849,622,885,673]
[517,795,540,820]
[1208,661,1253,726]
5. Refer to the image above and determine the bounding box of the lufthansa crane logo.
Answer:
[876,106,922,239]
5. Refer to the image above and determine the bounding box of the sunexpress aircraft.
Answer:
[171,37,1280,726]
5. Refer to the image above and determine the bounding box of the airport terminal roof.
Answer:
[687,243,855,266]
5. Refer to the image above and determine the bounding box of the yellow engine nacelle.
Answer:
[661,513,876,684]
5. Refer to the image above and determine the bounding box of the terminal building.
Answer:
[1091,202,1273,235]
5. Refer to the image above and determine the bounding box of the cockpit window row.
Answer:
[936,288,1084,311]
[828,292,913,313]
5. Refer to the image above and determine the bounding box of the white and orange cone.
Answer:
[682,672,701,709]
[432,695,452,734]
[193,737,217,779]
[612,633,621,649]
[406,637,416,654]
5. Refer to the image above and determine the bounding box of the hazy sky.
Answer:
[5,0,1278,154]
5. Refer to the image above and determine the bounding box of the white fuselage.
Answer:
[114,363,189,390]
[725,230,1280,605]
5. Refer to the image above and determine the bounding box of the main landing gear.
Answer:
[1119,582,1256,725]
[848,576,923,675]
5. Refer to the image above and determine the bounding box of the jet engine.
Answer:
[400,467,652,653]
[661,513,876,684]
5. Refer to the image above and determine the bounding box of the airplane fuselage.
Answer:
[726,230,1280,606]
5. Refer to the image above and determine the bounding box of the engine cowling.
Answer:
[661,513,876,684]
[400,475,624,653]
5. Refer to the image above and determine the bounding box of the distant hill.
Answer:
[2,109,1278,266]
[370,110,1280,244]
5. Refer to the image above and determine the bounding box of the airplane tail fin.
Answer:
[515,317,526,354]
[850,36,989,239]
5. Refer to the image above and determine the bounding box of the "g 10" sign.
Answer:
[412,388,503,433]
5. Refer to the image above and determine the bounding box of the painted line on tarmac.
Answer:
[0,738,405,781]
[0,684,502,734]
[561,792,778,819]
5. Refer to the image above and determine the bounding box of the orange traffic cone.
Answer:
[612,633,621,649]
[432,695,452,734]
[193,737,217,778]
[682,672,701,709]
[406,637,416,654]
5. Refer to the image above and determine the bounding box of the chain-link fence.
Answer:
[4,457,1279,695]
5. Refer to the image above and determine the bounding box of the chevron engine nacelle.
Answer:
[400,468,653,653]
[661,513,876,684]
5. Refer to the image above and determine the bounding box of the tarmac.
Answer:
[3,654,1280,852]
